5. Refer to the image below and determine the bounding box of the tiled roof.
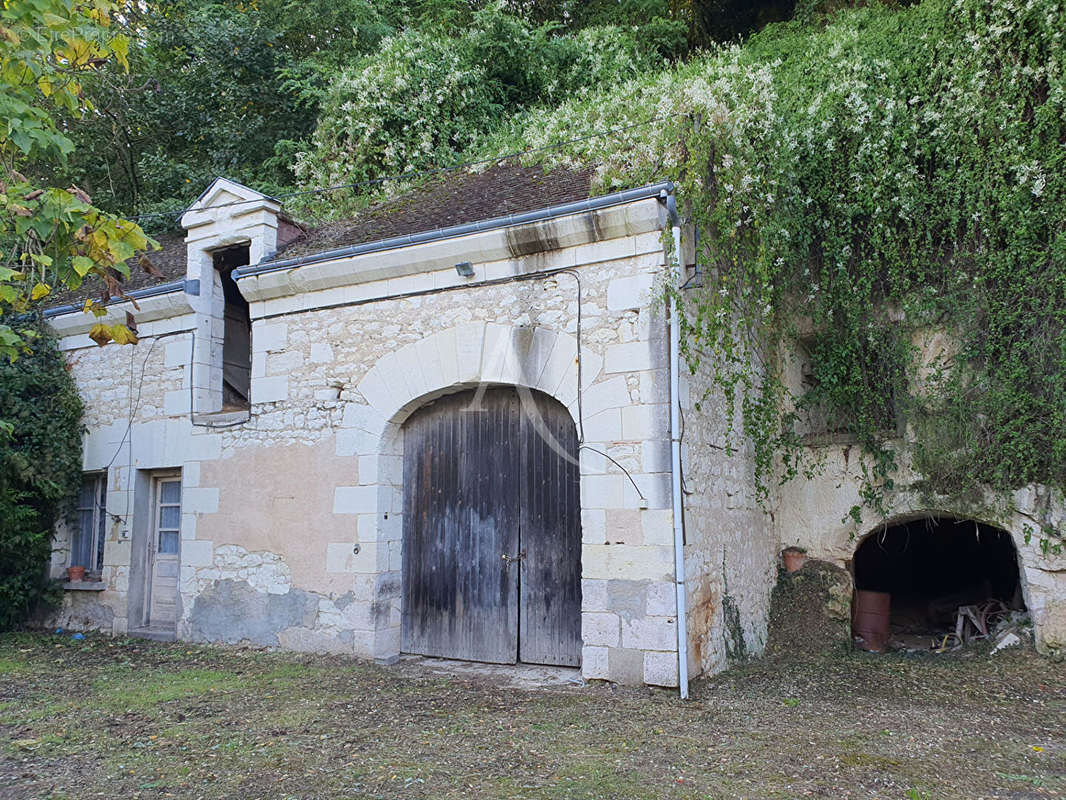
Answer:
[45,230,188,310]
[276,164,595,260]
[45,163,596,311]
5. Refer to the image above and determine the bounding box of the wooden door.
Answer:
[401,386,581,666]
[402,389,521,663]
[147,476,182,628]
[518,391,582,666]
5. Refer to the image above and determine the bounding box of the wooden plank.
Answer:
[401,389,519,663]
[518,390,583,666]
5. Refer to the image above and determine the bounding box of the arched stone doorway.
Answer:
[400,385,582,666]
[853,516,1026,648]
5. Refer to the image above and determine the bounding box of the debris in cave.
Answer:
[852,516,1031,653]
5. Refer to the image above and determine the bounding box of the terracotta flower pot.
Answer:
[782,547,807,573]
[66,565,86,582]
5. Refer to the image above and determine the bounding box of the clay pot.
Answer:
[66,565,86,582]
[782,547,807,573]
[852,589,891,652]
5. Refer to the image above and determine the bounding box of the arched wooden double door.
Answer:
[401,386,582,666]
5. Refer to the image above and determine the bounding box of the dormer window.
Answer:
[213,244,251,409]
[181,177,284,420]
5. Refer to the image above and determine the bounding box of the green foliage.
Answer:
[0,323,83,629]
[0,0,155,352]
[48,0,798,222]
[294,5,659,197]
[491,0,1066,525]
[48,0,406,222]
[0,491,54,631]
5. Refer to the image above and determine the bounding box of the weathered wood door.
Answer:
[147,476,182,629]
[402,386,581,666]
[518,391,583,666]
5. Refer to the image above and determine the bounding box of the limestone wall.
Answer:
[48,206,689,686]
[678,341,777,677]
[773,325,1066,657]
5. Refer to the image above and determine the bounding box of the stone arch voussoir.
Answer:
[358,322,586,429]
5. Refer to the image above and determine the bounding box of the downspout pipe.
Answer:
[663,187,691,700]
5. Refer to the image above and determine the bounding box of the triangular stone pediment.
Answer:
[181,177,279,228]
[207,189,242,207]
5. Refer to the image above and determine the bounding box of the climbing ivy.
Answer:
[483,0,1065,531]
[0,321,84,629]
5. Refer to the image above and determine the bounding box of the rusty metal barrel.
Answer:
[852,590,891,652]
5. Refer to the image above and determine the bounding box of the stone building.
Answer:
[45,167,1064,692]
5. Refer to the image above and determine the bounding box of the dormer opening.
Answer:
[212,243,251,409]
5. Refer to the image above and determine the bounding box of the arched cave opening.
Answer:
[852,516,1026,650]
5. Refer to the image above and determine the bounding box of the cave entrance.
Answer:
[852,516,1026,650]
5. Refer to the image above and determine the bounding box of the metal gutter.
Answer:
[234,181,675,279]
[42,279,200,319]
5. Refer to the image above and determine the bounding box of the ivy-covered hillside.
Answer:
[473,0,1065,522]
[41,0,1066,524]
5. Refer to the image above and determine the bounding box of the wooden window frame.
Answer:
[152,474,183,557]
[212,243,252,410]
[71,472,107,575]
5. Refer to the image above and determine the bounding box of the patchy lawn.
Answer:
[0,633,1063,799]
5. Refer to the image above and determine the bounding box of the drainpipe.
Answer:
[663,188,690,700]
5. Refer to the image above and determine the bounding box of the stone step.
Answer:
[128,627,177,643]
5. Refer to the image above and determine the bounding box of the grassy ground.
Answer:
[0,632,1063,799]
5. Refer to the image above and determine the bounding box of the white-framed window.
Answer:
[71,473,107,573]
[154,477,182,555]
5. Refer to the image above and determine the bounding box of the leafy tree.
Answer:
[0,322,83,629]
[51,0,802,223]
[1,0,153,353]
[53,0,406,223]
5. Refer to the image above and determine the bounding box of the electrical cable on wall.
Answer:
[102,336,157,532]
[247,263,590,430]
[577,444,649,506]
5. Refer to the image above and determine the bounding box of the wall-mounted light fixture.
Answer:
[455,261,474,277]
